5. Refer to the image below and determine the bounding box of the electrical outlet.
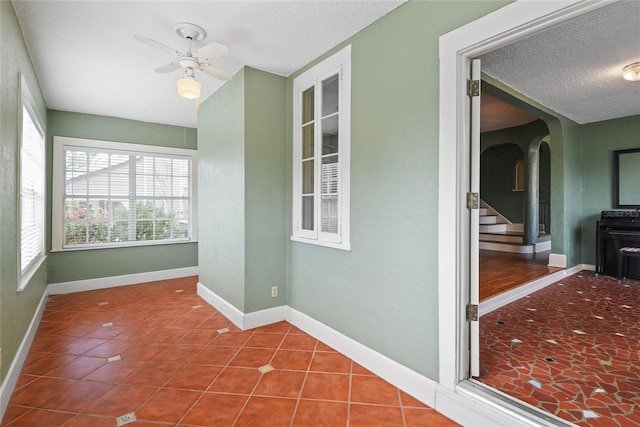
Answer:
[271,286,278,298]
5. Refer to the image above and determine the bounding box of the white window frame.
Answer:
[52,136,198,251]
[18,74,46,291]
[291,45,351,251]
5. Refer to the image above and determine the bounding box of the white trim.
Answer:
[438,0,614,392]
[291,45,351,250]
[196,283,245,329]
[51,136,198,252]
[582,264,596,271]
[244,306,288,330]
[1,289,49,420]
[479,264,585,316]
[48,266,198,295]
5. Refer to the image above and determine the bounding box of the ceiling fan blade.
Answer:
[134,35,180,57]
[193,41,229,60]
[154,63,181,73]
[200,64,233,81]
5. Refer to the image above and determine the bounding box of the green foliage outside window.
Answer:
[65,200,186,245]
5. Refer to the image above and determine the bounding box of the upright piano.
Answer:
[596,210,640,279]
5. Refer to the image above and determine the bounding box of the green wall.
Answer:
[579,116,640,264]
[0,0,48,382]
[198,68,286,312]
[480,120,550,223]
[285,0,512,380]
[46,110,198,283]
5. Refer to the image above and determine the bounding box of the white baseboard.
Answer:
[244,306,287,330]
[285,307,439,408]
[196,283,245,329]
[48,266,199,295]
[480,263,584,316]
[1,289,49,421]
[582,264,596,271]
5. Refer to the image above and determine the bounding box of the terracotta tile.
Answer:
[21,353,77,376]
[352,363,375,376]
[82,325,129,340]
[50,337,106,355]
[123,360,183,387]
[404,408,460,426]
[271,349,314,371]
[191,345,239,366]
[164,364,222,391]
[309,351,352,374]
[316,341,337,352]
[9,376,75,407]
[181,392,248,426]
[245,332,286,349]
[349,404,404,427]
[145,327,190,343]
[177,329,219,345]
[400,391,429,409]
[62,414,115,427]
[136,388,200,423]
[234,396,297,427]
[208,367,261,394]
[351,375,401,406]
[123,342,170,361]
[292,399,348,426]
[229,348,276,368]
[2,408,74,426]
[210,331,253,347]
[40,380,113,412]
[154,344,203,363]
[254,321,292,334]
[82,339,135,358]
[13,374,38,390]
[198,315,231,331]
[45,355,106,380]
[253,370,306,398]
[82,358,147,384]
[0,405,31,425]
[169,316,207,329]
[280,334,318,351]
[301,373,350,402]
[82,383,157,416]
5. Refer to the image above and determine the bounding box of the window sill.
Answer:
[18,255,47,292]
[290,235,351,251]
[50,239,197,253]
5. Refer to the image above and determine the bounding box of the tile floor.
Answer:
[2,276,457,426]
[479,271,640,426]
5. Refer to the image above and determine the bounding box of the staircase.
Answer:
[479,202,551,254]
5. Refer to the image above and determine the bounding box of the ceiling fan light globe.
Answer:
[622,62,640,81]
[177,76,201,99]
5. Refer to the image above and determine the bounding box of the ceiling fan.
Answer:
[135,23,232,101]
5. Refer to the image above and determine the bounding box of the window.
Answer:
[513,159,524,192]
[19,75,46,289]
[292,45,351,250]
[52,137,197,251]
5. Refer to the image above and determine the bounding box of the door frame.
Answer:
[437,0,613,391]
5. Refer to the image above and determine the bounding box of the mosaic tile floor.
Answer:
[479,271,640,426]
[2,276,457,426]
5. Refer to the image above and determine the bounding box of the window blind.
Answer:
[62,146,192,247]
[20,104,45,273]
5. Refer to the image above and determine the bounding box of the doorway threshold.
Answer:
[459,379,575,427]
[479,264,583,317]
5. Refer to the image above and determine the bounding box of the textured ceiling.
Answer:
[481,0,640,125]
[12,0,405,128]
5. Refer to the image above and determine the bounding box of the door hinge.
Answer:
[466,304,479,322]
[467,192,479,210]
[467,79,480,97]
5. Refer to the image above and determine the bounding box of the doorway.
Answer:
[437,0,615,422]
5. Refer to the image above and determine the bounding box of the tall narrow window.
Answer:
[513,159,525,191]
[292,46,351,250]
[19,75,46,290]
[52,137,197,251]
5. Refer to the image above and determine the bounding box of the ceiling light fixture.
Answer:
[177,69,201,99]
[622,62,640,81]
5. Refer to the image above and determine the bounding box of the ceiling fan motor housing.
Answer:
[179,56,200,70]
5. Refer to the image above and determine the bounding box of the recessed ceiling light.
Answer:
[622,62,640,81]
